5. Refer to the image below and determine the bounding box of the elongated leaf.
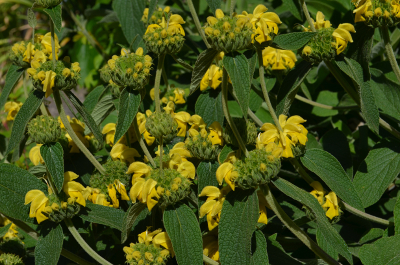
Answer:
[395,195,400,235]
[301,148,364,211]
[206,0,221,14]
[90,94,115,128]
[43,5,62,32]
[353,139,400,208]
[219,188,259,265]
[65,91,103,145]
[164,204,203,265]
[121,203,146,243]
[83,85,106,114]
[282,0,302,20]
[113,0,145,49]
[29,164,47,178]
[273,178,353,264]
[4,90,44,159]
[359,235,400,265]
[276,61,312,115]
[80,202,125,230]
[250,230,269,265]
[40,142,64,193]
[0,164,47,223]
[316,228,339,260]
[35,224,63,265]
[114,88,141,143]
[190,49,219,95]
[223,53,251,118]
[274,32,317,50]
[218,145,234,164]
[195,90,224,127]
[0,65,24,111]
[0,223,12,238]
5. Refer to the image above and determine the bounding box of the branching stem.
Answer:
[187,0,211,48]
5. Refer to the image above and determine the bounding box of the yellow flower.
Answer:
[322,192,340,219]
[0,218,19,240]
[24,190,49,223]
[353,0,372,22]
[200,65,223,91]
[41,32,61,59]
[169,142,192,158]
[173,111,191,137]
[262,47,297,70]
[29,144,44,165]
[102,123,117,146]
[127,162,152,180]
[310,181,325,205]
[153,231,175,257]
[173,88,186,104]
[168,153,196,179]
[208,121,223,145]
[138,112,156,146]
[188,115,207,130]
[312,11,332,29]
[168,14,186,36]
[110,143,140,163]
[89,189,111,207]
[199,185,231,230]
[257,190,269,225]
[332,23,356,55]
[130,178,160,211]
[23,42,36,63]
[203,232,219,262]
[65,132,89,153]
[59,115,85,133]
[4,101,23,121]
[216,163,237,190]
[42,70,56,98]
[30,51,47,69]
[248,4,282,43]
[63,171,86,206]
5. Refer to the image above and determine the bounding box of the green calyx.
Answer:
[204,16,254,53]
[145,112,178,143]
[143,27,185,55]
[301,27,336,64]
[0,252,24,265]
[34,0,62,8]
[223,118,258,147]
[125,242,170,265]
[185,131,222,160]
[233,149,281,190]
[42,194,80,223]
[90,160,131,196]
[148,168,192,208]
[28,115,62,144]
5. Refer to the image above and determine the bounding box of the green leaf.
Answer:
[114,88,141,143]
[29,165,47,178]
[301,148,364,211]
[113,0,145,48]
[90,94,115,127]
[316,228,339,260]
[0,164,47,222]
[218,144,234,164]
[250,230,269,265]
[274,32,317,50]
[223,53,251,118]
[121,203,146,243]
[197,161,219,227]
[206,0,221,14]
[40,142,64,193]
[394,195,400,235]
[35,224,63,265]
[164,203,203,265]
[0,65,24,111]
[65,91,104,146]
[282,0,302,20]
[0,223,12,238]
[83,85,106,114]
[273,178,353,265]
[311,91,339,117]
[28,8,37,28]
[276,61,312,115]
[360,80,379,134]
[219,188,259,265]
[190,49,219,95]
[246,50,258,81]
[195,90,224,127]
[359,235,400,265]
[3,90,44,159]
[80,202,125,231]
[43,5,62,32]
[353,139,400,208]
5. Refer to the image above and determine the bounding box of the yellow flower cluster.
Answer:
[262,47,297,72]
[150,86,187,105]
[352,0,400,27]
[4,101,23,121]
[310,181,341,220]
[142,6,171,26]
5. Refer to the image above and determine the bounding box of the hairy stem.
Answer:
[295,94,358,110]
[187,0,211,48]
[133,116,156,167]
[64,218,112,265]
[203,254,219,265]
[40,103,49,116]
[247,108,263,127]
[341,201,393,226]
[159,138,163,174]
[381,26,400,84]
[289,158,314,184]
[171,54,194,71]
[53,89,105,174]
[300,0,315,32]
[222,69,249,156]
[155,54,165,113]
[50,22,56,70]
[261,185,340,265]
[230,0,236,17]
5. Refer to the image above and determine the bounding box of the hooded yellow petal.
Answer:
[215,9,225,19]
[199,186,221,197]
[130,178,145,202]
[115,180,130,200]
[200,200,217,218]
[141,179,158,203]
[338,23,356,33]
[146,188,160,211]
[253,4,268,16]
[177,161,196,179]
[25,190,46,205]
[332,28,353,42]
[108,184,119,208]
[102,123,116,134]
[216,163,233,185]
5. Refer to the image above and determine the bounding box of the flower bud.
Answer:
[145,112,178,144]
[28,115,62,144]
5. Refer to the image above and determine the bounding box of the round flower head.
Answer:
[352,0,400,27]
[27,115,62,144]
[223,118,258,147]
[0,253,24,265]
[101,48,152,90]
[145,111,178,144]
[204,9,254,53]
[301,12,356,64]
[142,6,171,27]
[143,13,186,55]
[9,40,43,68]
[4,101,23,121]
[262,47,297,75]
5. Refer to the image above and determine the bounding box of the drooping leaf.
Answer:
[316,228,339,260]
[266,233,304,265]
[35,224,63,265]
[206,0,221,14]
[282,0,302,20]
[219,188,259,265]
[121,203,146,243]
[311,90,339,117]
[164,203,203,265]
[90,94,115,127]
[223,53,251,118]
[353,139,400,208]
[359,235,400,265]
[218,144,234,164]
[0,65,24,111]
[195,90,224,127]
[114,88,141,143]
[190,49,219,95]
[80,202,125,231]
[274,32,317,50]
[250,230,269,265]
[40,142,64,193]
[28,8,37,29]
[83,85,106,114]
[43,5,62,32]
[301,148,364,211]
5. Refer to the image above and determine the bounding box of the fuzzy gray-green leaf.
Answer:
[195,90,224,127]
[190,49,219,95]
[0,65,24,111]
[80,202,125,231]
[274,32,317,50]
[41,142,64,194]
[121,203,146,243]
[44,5,62,32]
[359,235,400,265]
[35,224,63,265]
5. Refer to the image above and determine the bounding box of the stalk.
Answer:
[295,94,358,110]
[381,26,400,84]
[247,108,263,127]
[203,254,219,265]
[154,54,166,113]
[187,0,211,48]
[230,0,236,17]
[132,116,156,167]
[300,0,316,32]
[50,22,56,70]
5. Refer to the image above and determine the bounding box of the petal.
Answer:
[141,179,158,203]
[64,171,79,182]
[286,115,306,125]
[115,180,130,200]
[102,123,116,134]
[261,12,282,24]
[147,188,160,211]
[36,203,49,224]
[338,23,356,33]
[169,14,185,24]
[127,162,151,175]
[332,28,353,42]
[310,181,324,193]
[199,186,221,197]
[177,161,196,179]
[215,9,225,18]
[258,202,268,225]
[253,4,268,16]
[278,114,288,127]
[216,163,233,185]
[174,111,191,122]
[129,179,145,202]
[25,190,45,205]
[200,200,217,218]
[108,184,119,208]
[260,123,277,132]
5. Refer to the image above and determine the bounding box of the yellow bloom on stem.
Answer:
[169,142,192,158]
[249,4,282,44]
[167,14,186,36]
[200,65,223,91]
[59,115,85,133]
[310,181,325,205]
[323,192,340,219]
[4,101,23,121]
[130,178,160,211]
[41,32,61,59]
[63,171,86,206]
[102,123,117,146]
[30,51,47,69]
[173,111,191,137]
[216,163,237,190]
[262,47,297,70]
[89,189,111,207]
[42,70,56,98]
[153,231,175,257]
[127,161,152,180]
[110,143,140,163]
[24,190,49,223]
[188,115,207,130]
[29,144,44,165]
[353,0,372,22]
[208,121,224,145]
[312,11,332,29]
[173,88,186,104]
[199,185,231,230]
[332,23,356,55]
[168,154,196,179]
[23,42,36,63]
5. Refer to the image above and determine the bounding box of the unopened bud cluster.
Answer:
[145,112,178,143]
[43,194,80,223]
[233,149,281,189]
[124,241,170,265]
[10,41,42,68]
[142,6,171,27]
[352,0,400,28]
[35,0,62,8]
[185,130,222,160]
[28,115,62,144]
[301,28,336,64]
[223,118,257,147]
[143,25,185,55]
[0,253,24,265]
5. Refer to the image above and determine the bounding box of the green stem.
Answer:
[64,218,112,265]
[187,0,211,48]
[222,69,249,156]
[381,26,400,84]
[162,65,169,90]
[61,249,95,265]
[377,116,400,139]
[230,0,236,17]
[256,48,283,132]
[159,137,163,175]
[341,201,393,226]
[289,158,314,185]
[203,254,219,265]
[247,108,263,127]
[155,54,166,113]
[295,94,358,110]
[50,22,56,70]
[53,89,105,174]
[40,103,49,116]
[261,185,340,265]
[300,0,315,32]
[171,54,194,71]
[133,116,156,167]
